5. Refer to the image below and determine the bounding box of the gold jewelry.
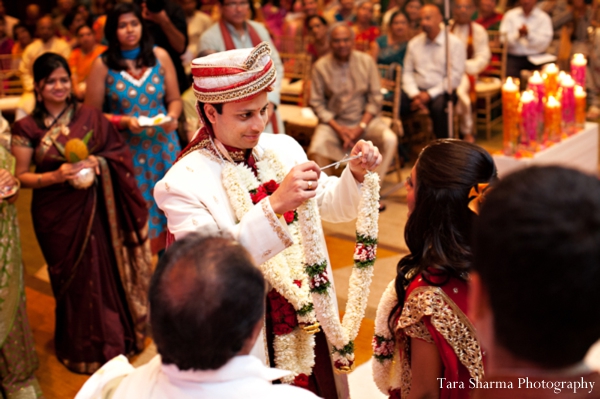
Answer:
[307,180,313,190]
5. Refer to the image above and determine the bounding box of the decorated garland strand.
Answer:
[298,171,380,372]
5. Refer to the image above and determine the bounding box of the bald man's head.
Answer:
[329,23,354,60]
[37,15,55,42]
[420,4,442,39]
[150,234,266,371]
[453,0,474,24]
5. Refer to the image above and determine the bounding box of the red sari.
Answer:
[11,104,152,374]
[391,272,484,398]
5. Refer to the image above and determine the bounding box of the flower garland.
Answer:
[221,153,316,383]
[372,280,404,395]
[298,171,380,372]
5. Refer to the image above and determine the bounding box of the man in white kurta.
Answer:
[75,234,320,399]
[154,43,382,399]
[451,0,490,141]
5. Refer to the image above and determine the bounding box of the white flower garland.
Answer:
[222,153,316,382]
[298,172,380,372]
[372,280,403,394]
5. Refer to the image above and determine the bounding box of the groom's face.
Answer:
[207,91,269,150]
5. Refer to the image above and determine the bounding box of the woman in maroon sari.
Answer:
[373,140,496,398]
[11,53,152,374]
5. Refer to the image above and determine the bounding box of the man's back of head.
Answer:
[149,233,266,371]
[473,166,600,369]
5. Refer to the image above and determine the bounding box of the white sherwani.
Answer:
[154,133,360,398]
[75,355,321,399]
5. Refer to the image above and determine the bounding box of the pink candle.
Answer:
[561,75,576,134]
[527,71,545,141]
[571,53,587,89]
[520,90,537,148]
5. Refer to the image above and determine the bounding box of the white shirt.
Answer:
[75,355,321,399]
[500,7,553,56]
[452,22,491,76]
[402,30,466,99]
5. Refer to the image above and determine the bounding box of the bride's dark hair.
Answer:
[388,139,497,332]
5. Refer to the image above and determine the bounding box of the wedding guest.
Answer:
[24,4,41,34]
[12,24,33,56]
[17,15,71,119]
[0,1,19,42]
[402,0,423,38]
[306,15,329,61]
[0,115,42,399]
[62,8,91,48]
[373,139,494,399]
[499,0,553,77]
[178,0,213,76]
[68,25,107,99]
[351,1,380,58]
[0,15,14,69]
[324,0,355,23]
[473,0,503,30]
[85,2,182,255]
[11,52,152,374]
[470,166,600,398]
[375,10,409,67]
[381,0,407,35]
[75,234,320,399]
[401,4,466,138]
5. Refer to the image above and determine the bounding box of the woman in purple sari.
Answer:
[11,53,152,374]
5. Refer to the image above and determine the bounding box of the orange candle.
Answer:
[575,85,586,129]
[544,63,559,97]
[502,77,520,155]
[544,95,562,143]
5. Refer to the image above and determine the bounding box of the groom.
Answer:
[154,42,382,399]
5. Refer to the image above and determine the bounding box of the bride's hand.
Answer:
[82,155,101,175]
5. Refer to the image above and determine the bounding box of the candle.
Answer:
[575,85,586,129]
[560,75,576,134]
[545,95,562,143]
[527,71,545,142]
[502,77,520,155]
[557,71,567,85]
[520,90,538,149]
[571,53,587,89]
[544,63,559,97]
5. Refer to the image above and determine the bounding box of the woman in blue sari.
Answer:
[85,2,182,254]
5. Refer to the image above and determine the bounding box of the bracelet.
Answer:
[110,114,123,129]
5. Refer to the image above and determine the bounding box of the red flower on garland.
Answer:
[334,358,354,370]
[293,373,310,388]
[263,179,279,194]
[267,290,298,335]
[250,185,268,204]
[389,388,402,399]
[283,211,295,224]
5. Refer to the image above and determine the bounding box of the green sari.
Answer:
[0,144,42,399]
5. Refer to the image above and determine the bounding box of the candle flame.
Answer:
[521,90,534,102]
[547,95,560,107]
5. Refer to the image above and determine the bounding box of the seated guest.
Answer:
[178,0,213,76]
[499,0,553,77]
[351,1,380,59]
[24,4,40,34]
[401,4,466,138]
[452,0,490,142]
[12,24,32,55]
[473,0,503,31]
[402,0,423,39]
[308,23,397,185]
[68,25,107,99]
[0,1,19,41]
[470,166,600,398]
[324,0,355,24]
[61,8,90,48]
[75,234,320,399]
[375,10,409,67]
[281,0,320,53]
[381,0,407,35]
[0,15,14,69]
[17,15,71,120]
[306,15,329,61]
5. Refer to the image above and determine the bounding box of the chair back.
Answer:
[377,63,402,136]
[0,54,23,98]
[482,31,507,82]
[279,52,312,106]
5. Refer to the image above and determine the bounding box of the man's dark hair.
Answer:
[474,166,600,368]
[103,2,156,71]
[197,101,223,131]
[149,234,266,371]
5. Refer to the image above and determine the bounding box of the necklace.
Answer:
[44,103,72,133]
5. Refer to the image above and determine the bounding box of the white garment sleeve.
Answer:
[465,24,491,76]
[402,40,421,98]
